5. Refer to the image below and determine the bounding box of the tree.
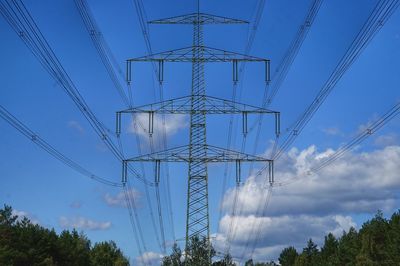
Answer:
[295,239,320,266]
[279,246,298,266]
[162,243,183,266]
[320,233,339,265]
[90,241,129,266]
[184,235,216,266]
[58,229,91,265]
[0,204,18,226]
[212,253,235,266]
[0,205,19,264]
[356,211,393,265]
[162,235,216,266]
[337,227,360,266]
[388,210,400,262]
[0,204,129,266]
[244,259,254,266]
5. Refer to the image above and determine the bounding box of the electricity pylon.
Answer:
[117,6,279,264]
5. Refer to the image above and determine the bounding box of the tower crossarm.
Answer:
[117,95,277,114]
[121,144,274,187]
[126,46,270,84]
[116,95,280,137]
[127,46,266,63]
[149,13,248,24]
[124,144,272,163]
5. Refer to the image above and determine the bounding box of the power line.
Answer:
[0,105,121,187]
[219,0,267,254]
[131,0,175,245]
[0,0,150,260]
[236,0,399,260]
[74,0,164,253]
[272,0,400,161]
[226,0,324,258]
[247,0,323,160]
[276,100,400,187]
[74,0,131,107]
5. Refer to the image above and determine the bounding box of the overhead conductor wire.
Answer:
[132,0,173,251]
[0,105,122,188]
[74,0,164,253]
[241,0,400,260]
[0,0,151,261]
[239,0,324,260]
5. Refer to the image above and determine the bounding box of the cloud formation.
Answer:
[104,188,141,208]
[136,251,163,266]
[69,201,82,209]
[321,126,342,136]
[374,133,398,147]
[129,113,187,139]
[12,209,40,225]
[67,120,85,135]
[59,216,111,231]
[217,144,400,261]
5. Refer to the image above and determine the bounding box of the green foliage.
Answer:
[162,243,183,266]
[279,246,298,266]
[164,208,400,266]
[163,235,240,266]
[294,239,321,266]
[184,235,215,266]
[0,204,129,266]
[244,259,254,266]
[90,241,129,266]
[355,211,395,265]
[212,253,235,266]
[282,210,400,266]
[337,227,360,266]
[320,233,339,266]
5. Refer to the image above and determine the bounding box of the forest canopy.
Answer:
[0,204,129,266]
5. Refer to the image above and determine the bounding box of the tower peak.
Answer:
[148,13,248,24]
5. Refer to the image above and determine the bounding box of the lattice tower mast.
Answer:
[117,3,280,264]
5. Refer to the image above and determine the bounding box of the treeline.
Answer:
[4,203,398,266]
[274,210,400,266]
[0,205,129,266]
[162,210,400,266]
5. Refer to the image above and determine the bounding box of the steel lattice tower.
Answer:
[117,4,280,264]
[187,16,209,246]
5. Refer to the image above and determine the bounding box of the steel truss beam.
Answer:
[122,144,274,188]
[125,46,270,84]
[125,144,272,163]
[149,13,248,24]
[116,95,281,137]
[127,46,267,62]
[117,95,277,114]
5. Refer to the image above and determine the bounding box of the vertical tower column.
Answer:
[186,15,210,258]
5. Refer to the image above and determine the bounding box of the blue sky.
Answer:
[1,0,400,265]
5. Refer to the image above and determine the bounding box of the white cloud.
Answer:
[217,145,400,261]
[104,188,141,208]
[136,251,163,266]
[216,214,356,261]
[356,114,379,134]
[70,201,82,209]
[129,113,187,139]
[12,209,40,225]
[321,127,342,136]
[374,133,398,147]
[223,145,400,217]
[67,120,85,135]
[59,216,111,231]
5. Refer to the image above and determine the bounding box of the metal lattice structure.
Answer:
[118,8,279,265]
